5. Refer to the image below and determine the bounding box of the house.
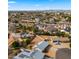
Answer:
[36,24,57,32]
[35,18,40,23]
[53,37,69,43]
[44,24,57,32]
[33,40,49,51]
[12,33,21,39]
[13,40,48,59]
[36,24,44,30]
[21,20,35,23]
[13,49,44,59]
[8,33,15,47]
[20,32,35,39]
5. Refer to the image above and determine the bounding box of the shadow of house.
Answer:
[43,45,52,53]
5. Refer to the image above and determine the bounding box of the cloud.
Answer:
[35,4,40,7]
[8,5,10,8]
[8,1,16,3]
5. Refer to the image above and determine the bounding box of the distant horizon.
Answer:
[8,0,71,10]
[8,9,71,11]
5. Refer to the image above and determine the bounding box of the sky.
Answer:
[8,0,71,10]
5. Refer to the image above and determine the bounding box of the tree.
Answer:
[20,12,24,15]
[26,38,31,45]
[14,20,19,23]
[33,27,38,33]
[22,26,27,32]
[54,19,60,22]
[12,41,20,49]
[66,16,71,22]
[56,31,65,37]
